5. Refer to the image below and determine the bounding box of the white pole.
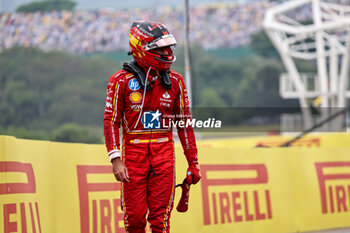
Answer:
[329,37,338,106]
[338,27,350,107]
[313,0,329,108]
[184,0,193,108]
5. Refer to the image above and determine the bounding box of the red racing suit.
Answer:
[103,68,198,233]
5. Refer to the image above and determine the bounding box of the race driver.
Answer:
[103,21,201,233]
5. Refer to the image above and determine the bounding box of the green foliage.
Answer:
[51,123,102,143]
[250,31,279,59]
[233,57,287,107]
[198,88,228,107]
[16,0,76,13]
[0,126,47,140]
[0,47,115,142]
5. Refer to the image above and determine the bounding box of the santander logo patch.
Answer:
[163,91,170,99]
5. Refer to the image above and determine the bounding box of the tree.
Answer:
[197,88,227,107]
[16,0,76,13]
[232,57,296,107]
[0,47,115,142]
[51,123,101,143]
[250,31,279,59]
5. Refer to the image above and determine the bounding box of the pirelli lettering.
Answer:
[315,161,350,214]
[77,165,125,233]
[200,164,272,225]
[0,162,42,233]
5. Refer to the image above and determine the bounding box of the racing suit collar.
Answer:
[136,61,158,77]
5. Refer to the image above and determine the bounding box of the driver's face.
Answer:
[151,47,171,55]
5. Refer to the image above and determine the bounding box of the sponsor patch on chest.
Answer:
[128,78,140,91]
[129,92,142,103]
[160,91,172,105]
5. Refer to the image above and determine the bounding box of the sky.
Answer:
[0,0,250,12]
